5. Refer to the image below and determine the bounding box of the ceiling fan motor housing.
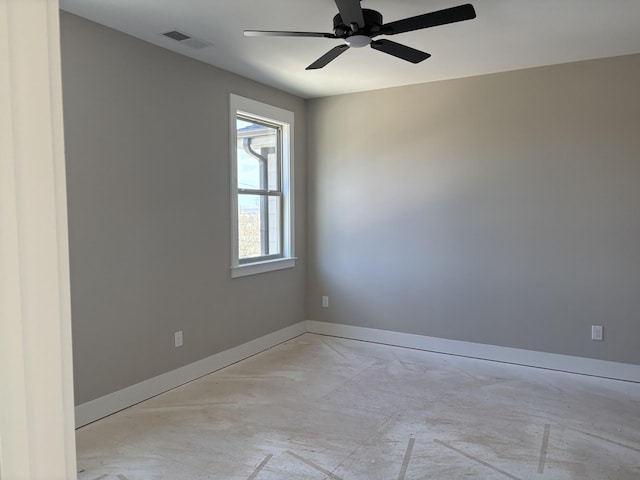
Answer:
[333,9,383,38]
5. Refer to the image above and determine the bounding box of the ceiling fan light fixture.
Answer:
[344,34,371,48]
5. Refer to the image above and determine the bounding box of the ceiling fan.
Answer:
[244,0,476,70]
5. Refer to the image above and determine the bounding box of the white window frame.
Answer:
[230,94,295,278]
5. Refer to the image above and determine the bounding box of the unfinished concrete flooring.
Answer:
[76,333,640,479]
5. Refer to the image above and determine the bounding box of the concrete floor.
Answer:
[76,333,640,479]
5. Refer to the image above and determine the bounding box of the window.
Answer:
[230,95,295,277]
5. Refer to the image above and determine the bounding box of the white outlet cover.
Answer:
[591,325,603,341]
[175,331,183,347]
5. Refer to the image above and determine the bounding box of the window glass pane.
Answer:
[267,196,281,255]
[238,194,261,259]
[267,148,280,191]
[238,194,281,259]
[237,118,279,192]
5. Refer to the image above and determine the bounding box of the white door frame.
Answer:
[0,0,77,478]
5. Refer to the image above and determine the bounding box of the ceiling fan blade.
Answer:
[306,45,350,70]
[244,30,337,38]
[382,3,476,35]
[370,39,431,64]
[334,0,365,28]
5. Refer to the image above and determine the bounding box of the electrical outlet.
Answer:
[322,296,329,308]
[591,325,603,341]
[175,331,183,347]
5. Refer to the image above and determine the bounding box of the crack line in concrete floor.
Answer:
[537,423,551,474]
[560,424,640,453]
[217,375,290,380]
[138,403,239,412]
[320,339,349,360]
[116,475,130,480]
[434,439,523,480]
[246,454,273,480]
[325,412,399,477]
[90,475,108,480]
[390,351,416,372]
[397,437,415,480]
[285,450,344,480]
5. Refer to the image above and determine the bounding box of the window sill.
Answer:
[231,257,297,278]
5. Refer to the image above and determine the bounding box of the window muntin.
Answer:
[230,95,295,277]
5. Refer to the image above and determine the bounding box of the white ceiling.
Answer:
[59,0,640,99]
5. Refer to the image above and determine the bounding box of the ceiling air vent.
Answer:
[161,30,212,49]
[163,30,191,41]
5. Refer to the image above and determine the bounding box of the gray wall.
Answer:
[60,12,306,405]
[307,54,640,365]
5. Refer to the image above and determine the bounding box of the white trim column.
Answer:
[0,1,77,478]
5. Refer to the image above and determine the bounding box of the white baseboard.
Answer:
[76,320,640,427]
[75,322,306,427]
[305,321,640,383]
